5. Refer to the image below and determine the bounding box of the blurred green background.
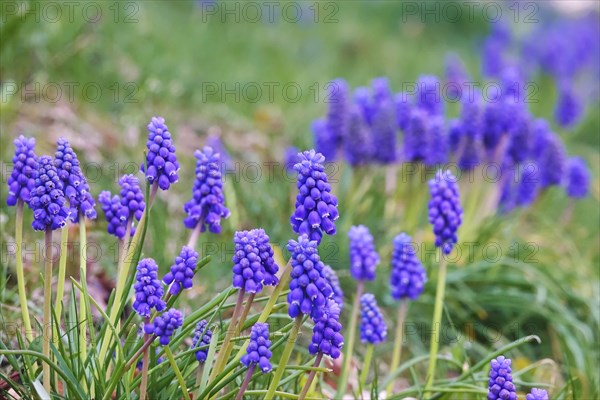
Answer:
[1,1,599,398]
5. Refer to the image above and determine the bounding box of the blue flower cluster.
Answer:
[97,175,145,238]
[7,135,37,207]
[241,322,272,373]
[54,138,96,222]
[133,258,166,317]
[348,225,380,281]
[143,116,179,190]
[565,157,590,199]
[286,235,334,320]
[526,388,549,400]
[359,293,387,345]
[29,156,70,231]
[390,233,427,300]
[183,146,230,234]
[322,264,344,309]
[232,229,279,293]
[308,299,344,359]
[98,191,131,239]
[144,308,183,345]
[163,246,199,295]
[428,170,463,254]
[290,150,339,244]
[192,320,213,363]
[487,356,517,400]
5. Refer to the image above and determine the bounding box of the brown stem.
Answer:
[139,318,151,400]
[298,353,323,400]
[234,364,256,400]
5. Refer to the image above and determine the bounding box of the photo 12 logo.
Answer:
[1,1,139,24]
[198,1,339,24]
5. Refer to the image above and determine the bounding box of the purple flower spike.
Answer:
[395,92,413,131]
[192,320,213,363]
[535,131,566,188]
[241,323,272,373]
[390,233,427,300]
[54,138,96,222]
[163,246,199,295]
[309,299,344,359]
[404,108,428,162]
[416,75,443,116]
[425,116,449,166]
[348,225,380,281]
[555,83,582,128]
[290,149,339,244]
[133,258,166,317]
[98,191,134,239]
[144,308,183,345]
[284,146,301,173]
[564,157,590,198]
[7,135,37,207]
[344,105,372,166]
[487,356,517,400]
[370,99,398,164]
[428,170,463,254]
[312,119,336,162]
[183,146,230,234]
[143,116,179,190]
[359,293,387,345]
[325,78,350,154]
[118,175,146,224]
[286,235,334,320]
[322,265,344,309]
[255,229,279,286]
[526,388,549,400]
[29,156,70,231]
[231,229,278,293]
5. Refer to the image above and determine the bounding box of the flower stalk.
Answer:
[298,353,323,400]
[139,318,151,400]
[78,215,89,365]
[42,227,53,393]
[387,299,408,395]
[235,364,256,400]
[359,344,374,390]
[264,315,303,400]
[54,223,69,342]
[15,200,33,342]
[425,254,448,392]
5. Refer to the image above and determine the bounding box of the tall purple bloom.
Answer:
[290,150,339,244]
[133,258,166,317]
[555,83,582,128]
[372,77,392,105]
[322,264,344,309]
[163,246,199,295]
[312,119,336,162]
[348,225,379,281]
[29,156,70,231]
[415,75,443,116]
[7,135,37,206]
[309,299,344,359]
[98,191,135,239]
[425,116,448,166]
[564,157,590,198]
[487,356,517,400]
[54,138,96,222]
[390,233,427,300]
[395,92,412,131]
[241,323,272,373]
[232,229,279,293]
[344,105,372,166]
[354,86,375,125]
[515,164,540,207]
[144,308,183,345]
[284,146,301,173]
[192,320,213,363]
[428,170,463,254]
[143,116,179,190]
[445,53,469,99]
[404,108,428,162]
[325,78,350,153]
[371,99,398,164]
[526,388,549,400]
[359,293,387,345]
[118,175,145,225]
[183,146,230,234]
[457,94,483,170]
[482,101,508,154]
[535,131,566,188]
[286,235,334,320]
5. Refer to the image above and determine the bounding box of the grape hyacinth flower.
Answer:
[290,149,339,244]
[348,225,380,281]
[325,78,350,152]
[457,94,483,170]
[163,246,199,295]
[428,170,463,255]
[425,115,448,166]
[555,83,582,128]
[390,233,427,300]
[370,99,398,164]
[286,235,334,320]
[344,105,372,166]
[312,118,336,162]
[29,156,71,230]
[54,138,96,222]
[183,146,230,234]
[192,320,213,363]
[309,299,344,359]
[404,108,428,162]
[487,356,517,400]
[255,228,279,286]
[133,258,166,317]
[232,230,266,293]
[143,116,179,190]
[526,388,549,400]
[98,191,134,239]
[359,293,387,345]
[395,92,412,131]
[144,308,183,345]
[565,157,590,198]
[240,323,272,373]
[118,174,146,226]
[415,75,443,116]
[7,135,37,206]
[536,131,566,188]
[322,264,344,309]
[284,146,301,173]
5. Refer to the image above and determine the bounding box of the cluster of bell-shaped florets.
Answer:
[389,233,427,300]
[143,116,179,190]
[240,322,273,373]
[487,356,517,400]
[163,246,199,295]
[192,319,213,363]
[133,258,166,318]
[290,150,339,244]
[359,293,387,345]
[6,135,37,207]
[308,299,344,359]
[348,225,380,281]
[29,156,71,231]
[232,229,279,293]
[428,170,463,254]
[144,308,183,345]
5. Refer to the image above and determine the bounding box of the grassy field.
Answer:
[1,1,599,399]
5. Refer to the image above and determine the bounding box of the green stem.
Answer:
[15,200,33,342]
[425,253,448,393]
[387,299,408,395]
[42,227,53,393]
[79,217,88,367]
[237,292,256,333]
[335,280,364,397]
[234,364,256,400]
[298,353,323,400]
[359,344,374,391]
[264,316,303,400]
[54,224,69,343]
[164,346,191,400]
